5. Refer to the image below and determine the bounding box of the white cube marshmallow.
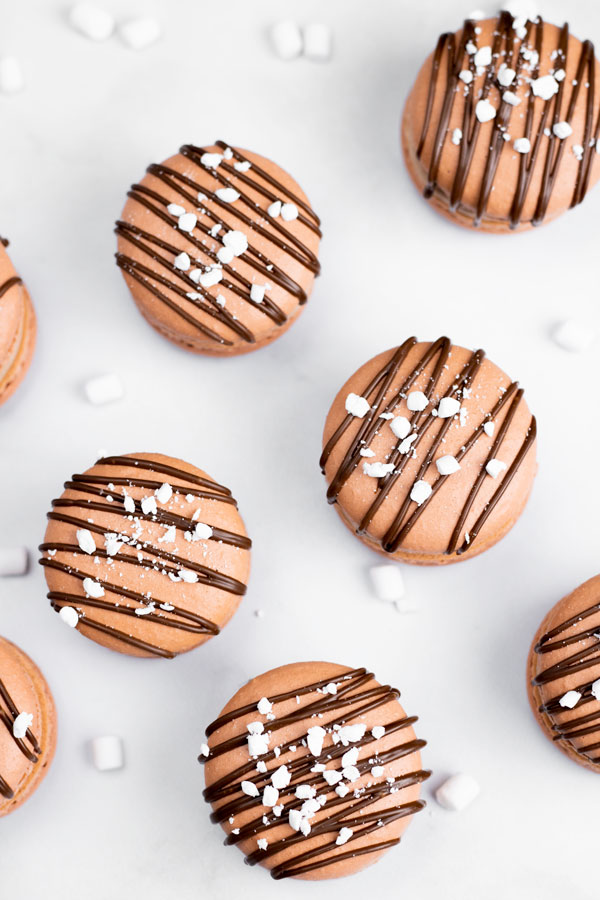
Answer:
[407,391,428,411]
[437,397,460,418]
[436,455,461,476]
[304,24,332,61]
[559,690,581,709]
[0,546,29,576]
[84,373,124,405]
[119,17,161,50]
[390,416,411,439]
[410,480,432,505]
[345,393,370,418]
[435,773,480,811]
[270,21,303,60]
[553,319,596,353]
[0,57,25,93]
[476,99,496,123]
[69,3,114,41]
[59,606,80,628]
[368,564,405,603]
[486,458,507,479]
[90,735,125,771]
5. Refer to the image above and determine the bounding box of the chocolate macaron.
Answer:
[527,575,600,773]
[39,453,251,658]
[0,237,36,407]
[402,12,600,231]
[115,141,321,355]
[321,336,537,565]
[201,661,429,880]
[0,637,57,817]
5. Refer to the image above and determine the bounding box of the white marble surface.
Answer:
[1,1,598,897]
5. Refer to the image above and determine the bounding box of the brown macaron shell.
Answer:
[0,637,57,817]
[527,575,600,773]
[321,338,537,565]
[39,452,251,659]
[202,661,429,881]
[0,241,36,406]
[402,14,600,232]
[116,142,321,356]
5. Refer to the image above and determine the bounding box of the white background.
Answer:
[1,1,598,897]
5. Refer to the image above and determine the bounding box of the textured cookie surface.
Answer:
[402,13,600,231]
[528,575,600,773]
[116,142,321,355]
[39,453,251,658]
[321,337,537,564]
[202,662,429,880]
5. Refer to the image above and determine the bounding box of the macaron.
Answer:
[0,237,36,407]
[39,452,251,658]
[115,141,321,355]
[321,336,537,565]
[201,661,429,880]
[0,636,57,817]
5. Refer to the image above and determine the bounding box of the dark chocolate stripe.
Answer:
[0,676,41,800]
[0,275,22,300]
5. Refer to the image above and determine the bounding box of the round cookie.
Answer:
[0,636,57,817]
[527,575,600,773]
[201,661,429,881]
[0,237,36,407]
[39,453,251,659]
[320,336,537,565]
[401,12,600,232]
[115,141,321,355]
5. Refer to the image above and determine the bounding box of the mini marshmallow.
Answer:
[155,483,172,504]
[0,56,25,93]
[201,152,222,169]
[76,528,96,554]
[363,462,394,478]
[531,75,558,100]
[371,725,385,740]
[498,63,516,86]
[553,319,596,352]
[410,480,432,505]
[257,697,272,715]
[141,495,157,515]
[270,21,303,60]
[513,137,531,153]
[369,564,405,603]
[452,128,463,146]
[435,773,480,811]
[262,785,279,807]
[437,397,461,418]
[345,393,370,418]
[250,284,266,303]
[591,679,600,701]
[485,458,507,479]
[268,200,282,218]
[503,91,521,106]
[475,99,496,123]
[459,70,473,84]
[407,391,428,411]
[336,827,353,846]
[0,546,29,576]
[559,690,581,709]
[390,416,411,439]
[167,203,185,216]
[280,203,299,221]
[90,735,124,771]
[119,17,161,50]
[215,187,240,203]
[474,46,492,67]
[178,213,197,233]
[307,725,326,756]
[257,838,268,851]
[222,230,248,256]
[436,455,461,476]
[12,712,33,739]
[200,269,223,289]
[483,421,495,437]
[174,252,191,270]
[553,121,572,140]
[84,373,124,405]
[241,780,260,797]
[304,24,332,61]
[83,578,104,598]
[59,606,79,628]
[69,3,114,41]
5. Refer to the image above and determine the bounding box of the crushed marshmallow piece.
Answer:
[483,421,495,437]
[84,373,124,405]
[201,152,222,168]
[12,712,33,739]
[222,230,248,256]
[262,785,279,807]
[174,252,191,271]
[257,697,273,716]
[167,203,185,216]
[359,448,375,458]
[435,774,480,811]
[0,56,25,93]
[270,765,291,789]
[268,200,282,218]
[76,528,97,555]
[69,3,114,41]
[270,21,303,60]
[304,23,332,61]
[437,397,460,418]
[369,564,405,603]
[199,743,210,758]
[371,725,385,740]
[336,827,353,846]
[217,247,233,264]
[363,462,394,478]
[141,496,158,515]
[531,75,559,100]
[179,568,198,583]
[371,765,384,777]
[410,480,432,505]
[234,160,251,172]
[135,603,155,617]
[155,483,172,504]
[119,17,162,50]
[503,91,521,107]
[178,213,197,233]
[345,393,370,418]
[559,690,581,709]
[485,458,507,479]
[280,203,299,221]
[215,187,240,203]
[475,99,496,123]
[390,416,411,439]
[436,455,461,476]
[295,784,316,799]
[591,679,600,701]
[241,780,260,797]
[0,547,29,576]
[307,725,326,756]
[59,606,79,627]
[452,128,463,146]
[498,64,516,86]
[248,731,270,756]
[257,838,268,851]
[342,747,359,768]
[336,783,349,798]
[474,46,492,67]
[323,769,342,785]
[83,578,104,598]
[250,284,266,303]
[338,723,366,745]
[407,390,428,411]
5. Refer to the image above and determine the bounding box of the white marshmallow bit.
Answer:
[194,523,213,540]
[336,783,349,798]
[119,17,161,51]
[90,734,124,771]
[201,152,222,168]
[288,809,304,831]
[341,747,359,767]
[572,144,584,161]
[559,690,581,709]
[167,203,185,216]
[174,252,191,271]
[248,732,270,756]
[359,447,375,458]
[483,421,495,437]
[0,56,25,93]
[12,712,33,739]
[234,160,251,172]
[591,679,600,700]
[295,784,316,799]
[222,230,248,256]
[474,46,492,67]
[371,725,385,740]
[371,765,385,777]
[0,546,29,576]
[257,838,268,851]
[407,390,428,411]
[476,99,496,123]
[267,200,282,218]
[554,68,566,82]
[345,392,370,418]
[323,769,342,785]
[199,268,223,289]
[270,21,303,60]
[436,455,461,476]
[503,91,521,106]
[199,743,210,758]
[270,765,291,789]
[178,568,198,583]
[342,764,360,782]
[485,458,507,479]
[513,137,531,153]
[437,397,460,418]
[280,203,299,221]
[83,577,104,598]
[390,416,411,439]
[498,64,516,86]
[336,827,353,846]
[531,75,559,100]
[410,480,432,506]
[262,785,279,807]
[123,493,135,514]
[250,284,266,303]
[451,128,463,146]
[369,564,405,603]
[363,462,394,478]
[84,373,124,405]
[69,3,114,41]
[215,187,240,203]
[435,774,480,811]
[76,528,97,555]
[257,697,273,716]
[178,213,197,233]
[338,723,366,745]
[241,780,260,797]
[217,246,234,265]
[141,495,157,515]
[304,23,332,61]
[155,483,172,504]
[307,725,326,756]
[458,70,473,84]
[553,319,595,352]
[59,605,79,628]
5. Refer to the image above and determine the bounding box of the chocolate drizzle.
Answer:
[115,141,321,347]
[38,454,251,659]
[320,337,536,557]
[0,676,40,800]
[201,667,429,880]
[416,13,600,228]
[532,588,600,766]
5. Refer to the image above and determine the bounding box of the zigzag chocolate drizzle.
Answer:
[532,594,600,766]
[38,454,251,659]
[201,667,429,880]
[0,676,40,800]
[320,337,536,556]
[417,12,600,228]
[115,141,321,347]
